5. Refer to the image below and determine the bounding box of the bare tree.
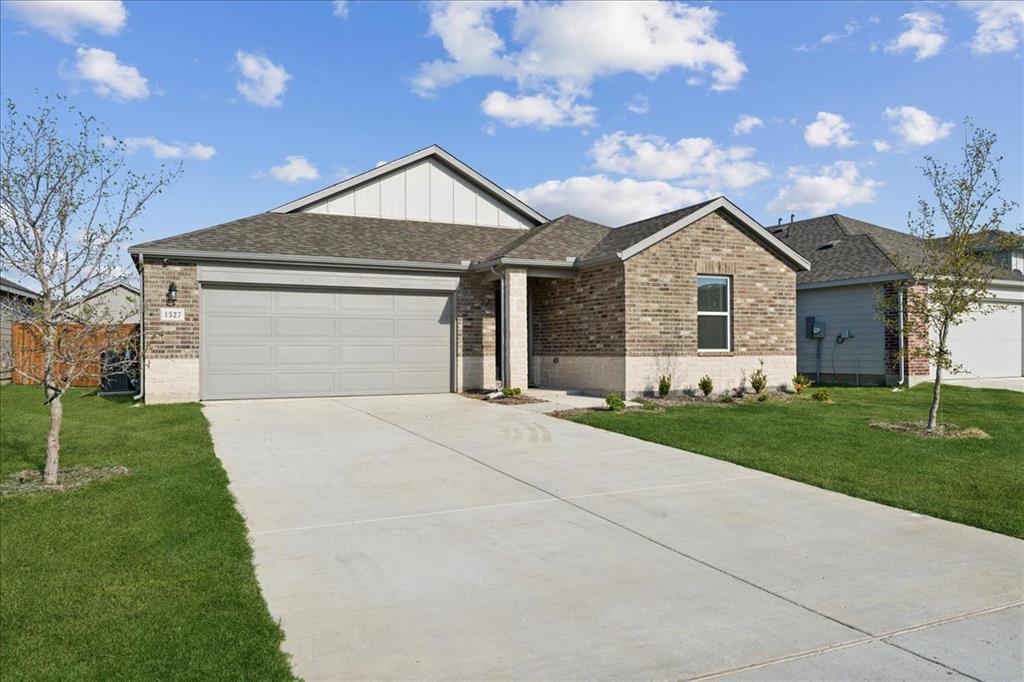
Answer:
[882,122,1020,431]
[1,96,178,485]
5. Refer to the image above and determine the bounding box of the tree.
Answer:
[882,122,1020,431]
[0,96,178,485]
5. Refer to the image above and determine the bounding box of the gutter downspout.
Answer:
[133,255,145,401]
[897,287,906,387]
[490,265,505,388]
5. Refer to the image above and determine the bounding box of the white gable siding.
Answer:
[796,284,887,380]
[303,158,531,229]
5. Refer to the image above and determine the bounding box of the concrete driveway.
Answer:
[943,377,1024,392]
[205,395,1023,681]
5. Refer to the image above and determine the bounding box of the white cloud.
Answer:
[804,112,856,148]
[590,131,771,190]
[884,105,953,145]
[886,11,947,60]
[796,19,861,51]
[266,156,319,183]
[235,51,291,107]
[413,1,746,128]
[626,94,650,114]
[72,47,149,102]
[732,114,764,136]
[515,175,707,226]
[872,139,891,152]
[123,136,216,161]
[3,0,126,42]
[481,90,596,128]
[767,162,881,214]
[961,1,1024,54]
[332,1,348,18]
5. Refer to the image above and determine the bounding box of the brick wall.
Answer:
[529,263,625,356]
[142,258,199,360]
[882,282,930,379]
[456,273,496,358]
[623,210,796,357]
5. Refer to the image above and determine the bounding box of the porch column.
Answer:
[502,267,529,389]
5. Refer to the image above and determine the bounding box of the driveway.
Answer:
[205,395,1023,681]
[943,377,1024,392]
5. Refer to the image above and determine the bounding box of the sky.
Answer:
[1,0,1022,252]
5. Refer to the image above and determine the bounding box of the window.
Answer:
[697,275,730,351]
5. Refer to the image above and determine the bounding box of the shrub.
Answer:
[658,374,671,398]
[757,393,769,403]
[811,389,832,402]
[719,392,734,404]
[750,360,767,394]
[792,374,812,394]
[641,400,659,411]
[501,387,522,398]
[512,387,522,396]
[697,375,714,396]
[605,393,626,411]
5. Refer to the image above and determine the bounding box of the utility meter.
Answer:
[805,316,825,339]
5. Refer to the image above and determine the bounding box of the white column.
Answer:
[502,267,529,389]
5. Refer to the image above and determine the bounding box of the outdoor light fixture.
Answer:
[166,282,178,305]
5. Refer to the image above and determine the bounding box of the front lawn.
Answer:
[0,385,293,681]
[571,385,1024,538]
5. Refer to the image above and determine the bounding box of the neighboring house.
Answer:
[0,276,39,384]
[128,145,808,403]
[67,281,142,324]
[775,215,1024,385]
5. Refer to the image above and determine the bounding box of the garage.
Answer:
[201,286,452,400]
[946,301,1023,378]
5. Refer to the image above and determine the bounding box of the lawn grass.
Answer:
[0,385,294,681]
[571,384,1024,538]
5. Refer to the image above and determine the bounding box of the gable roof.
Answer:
[269,145,547,225]
[0,276,39,299]
[82,281,141,300]
[494,214,611,262]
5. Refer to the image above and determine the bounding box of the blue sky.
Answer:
[1,0,1022,248]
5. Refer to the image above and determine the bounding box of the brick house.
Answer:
[129,146,809,403]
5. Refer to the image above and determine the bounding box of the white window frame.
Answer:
[697,275,731,352]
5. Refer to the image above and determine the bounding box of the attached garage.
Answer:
[946,300,1023,379]
[201,285,453,400]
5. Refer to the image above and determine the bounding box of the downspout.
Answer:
[133,255,145,401]
[490,265,505,387]
[897,287,906,387]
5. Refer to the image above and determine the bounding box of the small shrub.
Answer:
[658,374,672,398]
[811,389,832,402]
[640,400,659,411]
[757,393,769,403]
[792,374,812,393]
[501,387,521,398]
[750,360,767,394]
[512,387,522,396]
[697,375,714,396]
[719,392,734,404]
[605,393,626,411]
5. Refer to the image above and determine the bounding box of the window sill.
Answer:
[697,350,734,356]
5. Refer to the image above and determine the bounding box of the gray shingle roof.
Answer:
[583,198,718,260]
[494,214,610,261]
[0,276,39,299]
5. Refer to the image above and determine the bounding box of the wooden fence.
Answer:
[11,323,139,387]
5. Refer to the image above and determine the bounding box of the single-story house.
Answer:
[775,214,1024,385]
[129,145,809,403]
[67,281,141,324]
[1,276,39,384]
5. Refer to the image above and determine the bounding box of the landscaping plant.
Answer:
[658,374,671,398]
[811,389,832,402]
[750,360,768,394]
[792,374,812,393]
[605,393,625,411]
[697,375,714,397]
[501,387,522,398]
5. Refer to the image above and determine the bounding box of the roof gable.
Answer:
[270,145,546,229]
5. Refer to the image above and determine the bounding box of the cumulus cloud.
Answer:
[884,105,953,145]
[4,0,126,42]
[516,175,708,226]
[872,139,891,152]
[961,1,1024,54]
[265,155,319,183]
[732,114,764,136]
[804,112,856,148]
[332,1,348,18]
[886,11,948,60]
[481,90,596,128]
[767,162,881,214]
[72,47,149,102]
[590,131,771,190]
[412,1,746,128]
[235,51,291,107]
[626,94,650,114]
[123,136,216,160]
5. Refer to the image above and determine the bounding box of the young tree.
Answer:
[883,122,1020,431]
[0,96,178,485]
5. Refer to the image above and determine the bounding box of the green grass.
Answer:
[0,385,294,681]
[571,384,1024,538]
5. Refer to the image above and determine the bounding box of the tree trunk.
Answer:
[43,392,63,486]
[927,365,942,431]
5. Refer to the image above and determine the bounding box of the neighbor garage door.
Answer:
[201,286,452,400]
[946,301,1023,378]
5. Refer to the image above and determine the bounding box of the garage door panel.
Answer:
[205,288,271,311]
[397,344,448,365]
[274,345,334,366]
[273,290,335,312]
[340,371,396,393]
[397,318,449,338]
[947,303,1022,378]
[396,294,449,315]
[337,345,395,365]
[205,372,273,397]
[208,315,272,338]
[337,318,395,338]
[274,316,336,338]
[207,345,271,367]
[338,292,395,311]
[274,372,336,394]
[397,370,451,392]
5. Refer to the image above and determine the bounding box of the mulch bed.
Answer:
[460,390,547,406]
[1,466,130,497]
[869,422,990,439]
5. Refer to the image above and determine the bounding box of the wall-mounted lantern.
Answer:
[166,282,178,305]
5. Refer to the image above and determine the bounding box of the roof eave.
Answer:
[128,247,472,273]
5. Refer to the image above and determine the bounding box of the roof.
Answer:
[83,281,141,300]
[776,214,1024,285]
[0,276,39,299]
[585,199,717,260]
[494,215,610,261]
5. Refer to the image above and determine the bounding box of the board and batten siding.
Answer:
[302,158,532,230]
[796,283,887,381]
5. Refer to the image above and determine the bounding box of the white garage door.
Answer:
[946,302,1023,378]
[202,286,452,400]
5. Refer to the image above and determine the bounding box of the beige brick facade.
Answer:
[456,273,498,391]
[141,259,201,402]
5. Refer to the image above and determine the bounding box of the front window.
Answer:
[697,275,730,351]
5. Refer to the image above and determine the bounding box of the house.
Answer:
[128,145,809,403]
[775,215,1024,385]
[0,276,39,384]
[67,281,141,324]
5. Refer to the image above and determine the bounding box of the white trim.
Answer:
[269,145,547,225]
[697,274,731,352]
[798,274,904,290]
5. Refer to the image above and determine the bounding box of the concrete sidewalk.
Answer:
[205,394,1024,681]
